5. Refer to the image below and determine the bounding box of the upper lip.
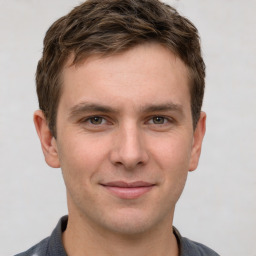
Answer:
[102,181,155,188]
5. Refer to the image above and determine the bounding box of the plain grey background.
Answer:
[0,0,255,255]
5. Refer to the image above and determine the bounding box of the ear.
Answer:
[189,112,206,172]
[33,110,60,168]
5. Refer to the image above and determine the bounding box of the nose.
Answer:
[110,123,149,169]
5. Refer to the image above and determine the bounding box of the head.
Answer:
[34,0,206,241]
[36,0,205,138]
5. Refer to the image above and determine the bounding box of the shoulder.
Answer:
[181,236,220,256]
[173,227,220,256]
[14,216,68,256]
[14,236,50,256]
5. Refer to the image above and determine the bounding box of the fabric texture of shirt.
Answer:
[15,216,220,256]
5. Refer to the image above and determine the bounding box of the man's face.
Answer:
[44,43,205,235]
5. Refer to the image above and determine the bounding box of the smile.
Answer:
[101,181,155,199]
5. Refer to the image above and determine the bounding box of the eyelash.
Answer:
[147,116,171,125]
[82,116,108,125]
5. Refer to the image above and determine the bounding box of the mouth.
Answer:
[101,181,155,199]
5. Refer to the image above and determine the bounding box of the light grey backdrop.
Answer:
[0,1,255,255]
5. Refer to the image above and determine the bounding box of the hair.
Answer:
[36,0,205,137]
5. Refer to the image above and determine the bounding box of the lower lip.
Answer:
[103,186,154,199]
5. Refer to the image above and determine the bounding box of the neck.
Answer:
[62,212,179,256]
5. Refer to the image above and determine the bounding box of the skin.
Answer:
[34,43,206,256]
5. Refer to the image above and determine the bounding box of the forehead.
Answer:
[64,43,189,79]
[60,43,191,113]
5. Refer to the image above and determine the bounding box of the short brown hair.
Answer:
[36,0,205,137]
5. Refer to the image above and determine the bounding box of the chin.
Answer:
[100,208,165,236]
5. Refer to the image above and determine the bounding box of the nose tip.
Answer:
[110,128,149,169]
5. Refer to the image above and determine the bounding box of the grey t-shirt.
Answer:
[15,216,219,256]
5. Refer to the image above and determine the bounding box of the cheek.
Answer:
[57,133,110,186]
[149,132,193,171]
[149,133,192,197]
[56,136,107,210]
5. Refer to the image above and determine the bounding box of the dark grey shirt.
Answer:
[15,216,219,256]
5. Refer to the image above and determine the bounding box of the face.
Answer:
[35,43,205,236]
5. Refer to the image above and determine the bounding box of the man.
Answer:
[16,0,219,255]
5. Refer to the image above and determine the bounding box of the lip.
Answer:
[101,181,155,199]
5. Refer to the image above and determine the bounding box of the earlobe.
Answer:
[189,112,206,172]
[33,110,60,168]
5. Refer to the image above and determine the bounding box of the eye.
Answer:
[148,116,168,125]
[152,116,166,124]
[87,116,106,125]
[79,115,113,131]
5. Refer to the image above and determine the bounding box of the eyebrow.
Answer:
[68,102,117,120]
[140,103,184,114]
[68,101,184,120]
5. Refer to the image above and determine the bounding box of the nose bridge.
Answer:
[111,121,148,168]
